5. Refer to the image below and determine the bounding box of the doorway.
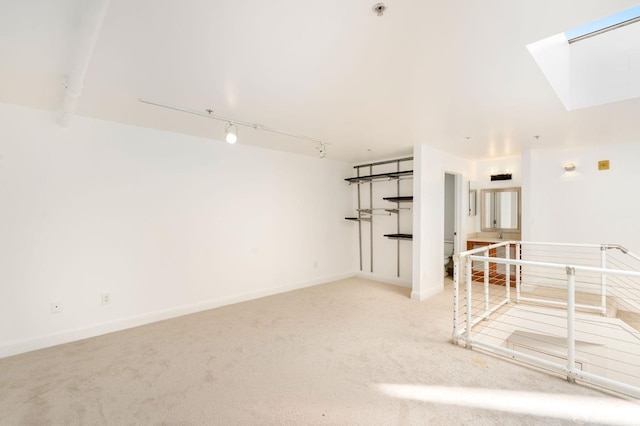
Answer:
[444,172,461,277]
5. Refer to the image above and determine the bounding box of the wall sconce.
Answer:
[564,163,576,172]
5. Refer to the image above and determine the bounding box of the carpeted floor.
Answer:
[1,277,639,425]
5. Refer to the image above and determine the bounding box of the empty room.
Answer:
[2,1,640,424]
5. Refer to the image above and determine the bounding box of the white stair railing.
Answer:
[603,245,640,314]
[453,241,640,399]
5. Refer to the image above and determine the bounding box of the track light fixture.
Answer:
[316,142,327,159]
[225,123,238,144]
[139,98,328,158]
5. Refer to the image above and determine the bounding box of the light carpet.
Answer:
[1,277,639,425]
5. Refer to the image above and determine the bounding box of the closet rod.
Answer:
[353,156,413,169]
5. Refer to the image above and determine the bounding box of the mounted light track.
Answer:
[139,98,328,158]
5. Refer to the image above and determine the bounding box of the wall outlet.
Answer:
[101,292,111,305]
[51,302,62,314]
[313,260,318,268]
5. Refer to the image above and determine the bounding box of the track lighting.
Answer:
[139,98,327,158]
[225,123,238,144]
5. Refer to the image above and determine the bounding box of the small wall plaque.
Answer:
[598,160,610,171]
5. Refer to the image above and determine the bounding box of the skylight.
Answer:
[528,5,640,111]
[565,5,640,43]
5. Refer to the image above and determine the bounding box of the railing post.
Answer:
[600,245,607,316]
[466,256,473,348]
[452,254,459,344]
[516,242,521,304]
[484,248,489,317]
[567,266,577,383]
[505,243,511,303]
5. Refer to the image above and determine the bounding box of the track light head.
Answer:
[316,142,327,159]
[225,123,238,144]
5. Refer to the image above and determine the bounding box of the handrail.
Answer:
[466,255,640,278]
[453,240,640,398]
[604,244,629,254]
[607,244,640,262]
[459,240,640,276]
[517,241,603,249]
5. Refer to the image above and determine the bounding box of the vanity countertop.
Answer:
[467,237,506,243]
[467,233,521,243]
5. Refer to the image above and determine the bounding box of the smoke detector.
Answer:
[372,3,386,16]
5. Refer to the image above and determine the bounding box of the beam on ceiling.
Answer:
[60,0,111,127]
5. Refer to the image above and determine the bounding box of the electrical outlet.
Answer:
[101,292,111,305]
[313,260,318,268]
[51,302,62,314]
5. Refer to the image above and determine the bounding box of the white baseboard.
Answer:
[0,272,354,359]
[411,285,443,301]
[355,272,412,288]
[354,272,445,301]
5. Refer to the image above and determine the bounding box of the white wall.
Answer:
[523,142,640,252]
[412,145,475,300]
[0,102,357,357]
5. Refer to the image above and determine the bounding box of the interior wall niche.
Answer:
[345,157,413,281]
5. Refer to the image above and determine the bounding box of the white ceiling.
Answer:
[1,0,640,162]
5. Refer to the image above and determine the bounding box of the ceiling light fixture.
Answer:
[564,163,576,172]
[224,123,238,144]
[139,98,328,158]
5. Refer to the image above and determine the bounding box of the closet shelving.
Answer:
[383,233,413,241]
[382,196,413,203]
[382,196,413,216]
[344,156,413,277]
[344,170,414,183]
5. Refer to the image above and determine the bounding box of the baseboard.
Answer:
[355,272,412,288]
[0,272,354,359]
[411,285,443,301]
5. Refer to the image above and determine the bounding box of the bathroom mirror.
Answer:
[481,187,521,231]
